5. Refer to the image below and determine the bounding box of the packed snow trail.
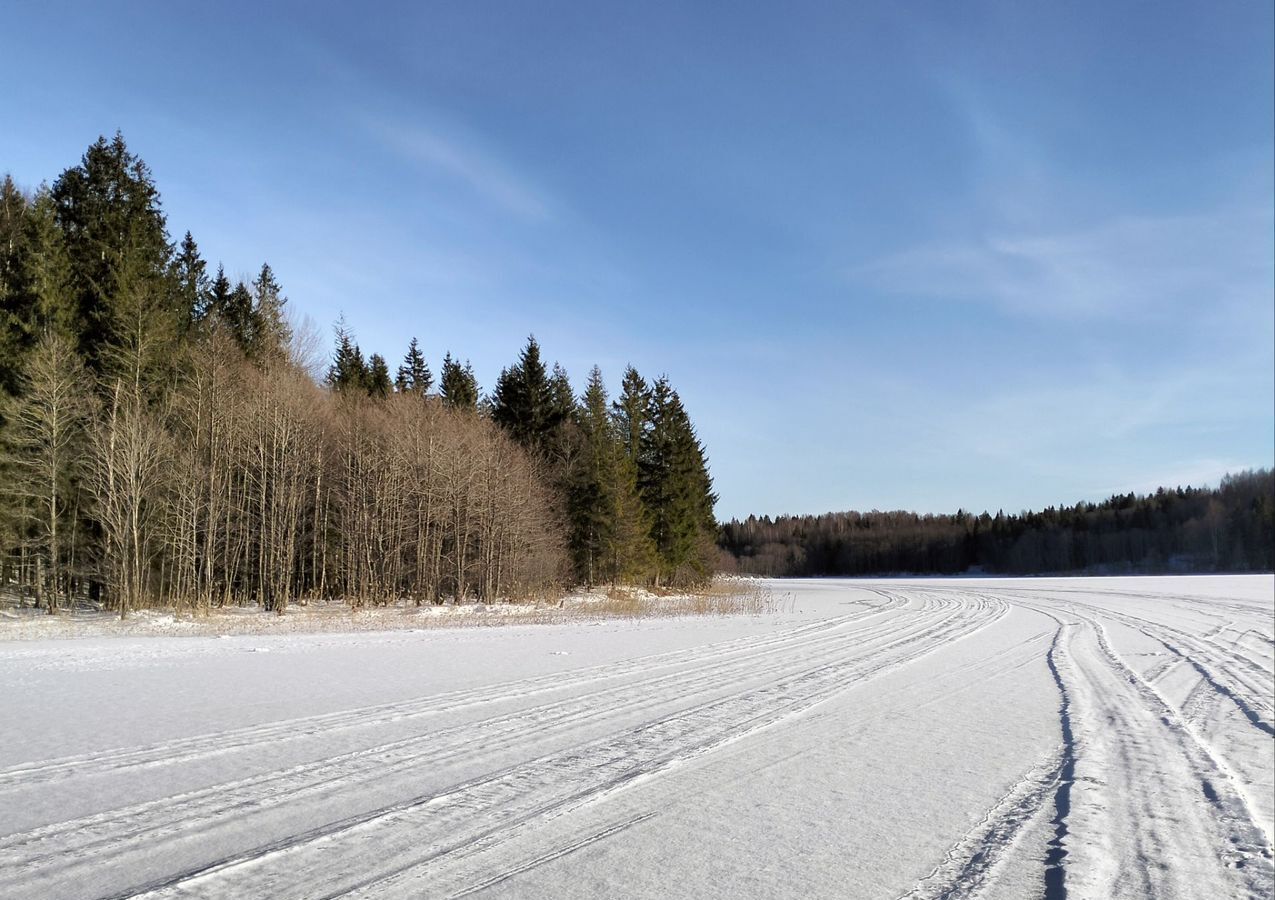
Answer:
[0,576,1270,899]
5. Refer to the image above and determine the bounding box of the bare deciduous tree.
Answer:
[1,333,94,611]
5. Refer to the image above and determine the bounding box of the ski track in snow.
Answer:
[0,603,900,790]
[0,577,1271,899]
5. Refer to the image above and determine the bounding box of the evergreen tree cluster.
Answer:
[323,327,721,587]
[0,133,719,616]
[489,339,718,588]
[319,326,721,588]
[720,470,1275,577]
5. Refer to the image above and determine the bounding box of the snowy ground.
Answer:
[0,576,1271,899]
[0,583,781,640]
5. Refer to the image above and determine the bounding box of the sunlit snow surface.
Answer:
[1,576,1272,899]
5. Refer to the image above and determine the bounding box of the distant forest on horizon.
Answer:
[718,469,1275,577]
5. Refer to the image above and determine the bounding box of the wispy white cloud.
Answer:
[970,374,1192,453]
[360,114,553,222]
[855,206,1273,321]
[855,76,1274,323]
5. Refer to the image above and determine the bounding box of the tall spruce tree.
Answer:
[640,377,717,586]
[440,353,479,409]
[51,132,175,373]
[0,175,25,299]
[366,353,392,399]
[250,263,290,359]
[550,363,575,425]
[0,177,31,396]
[395,337,432,395]
[492,336,571,457]
[613,366,649,463]
[222,281,256,353]
[568,367,615,583]
[608,444,657,584]
[202,264,231,328]
[23,191,78,336]
[492,336,547,448]
[547,362,578,466]
[568,366,656,584]
[328,322,368,393]
[1,189,78,396]
[0,178,31,370]
[170,232,207,333]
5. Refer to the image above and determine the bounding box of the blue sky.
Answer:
[3,0,1272,520]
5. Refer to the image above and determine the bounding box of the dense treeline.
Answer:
[0,134,718,616]
[720,470,1275,577]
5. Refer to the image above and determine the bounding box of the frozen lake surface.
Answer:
[1,576,1272,898]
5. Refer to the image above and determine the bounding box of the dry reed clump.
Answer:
[0,580,793,640]
[561,579,794,621]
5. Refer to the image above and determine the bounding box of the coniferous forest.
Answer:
[0,134,718,616]
[719,469,1274,577]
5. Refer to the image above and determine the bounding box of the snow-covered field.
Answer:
[1,576,1271,899]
